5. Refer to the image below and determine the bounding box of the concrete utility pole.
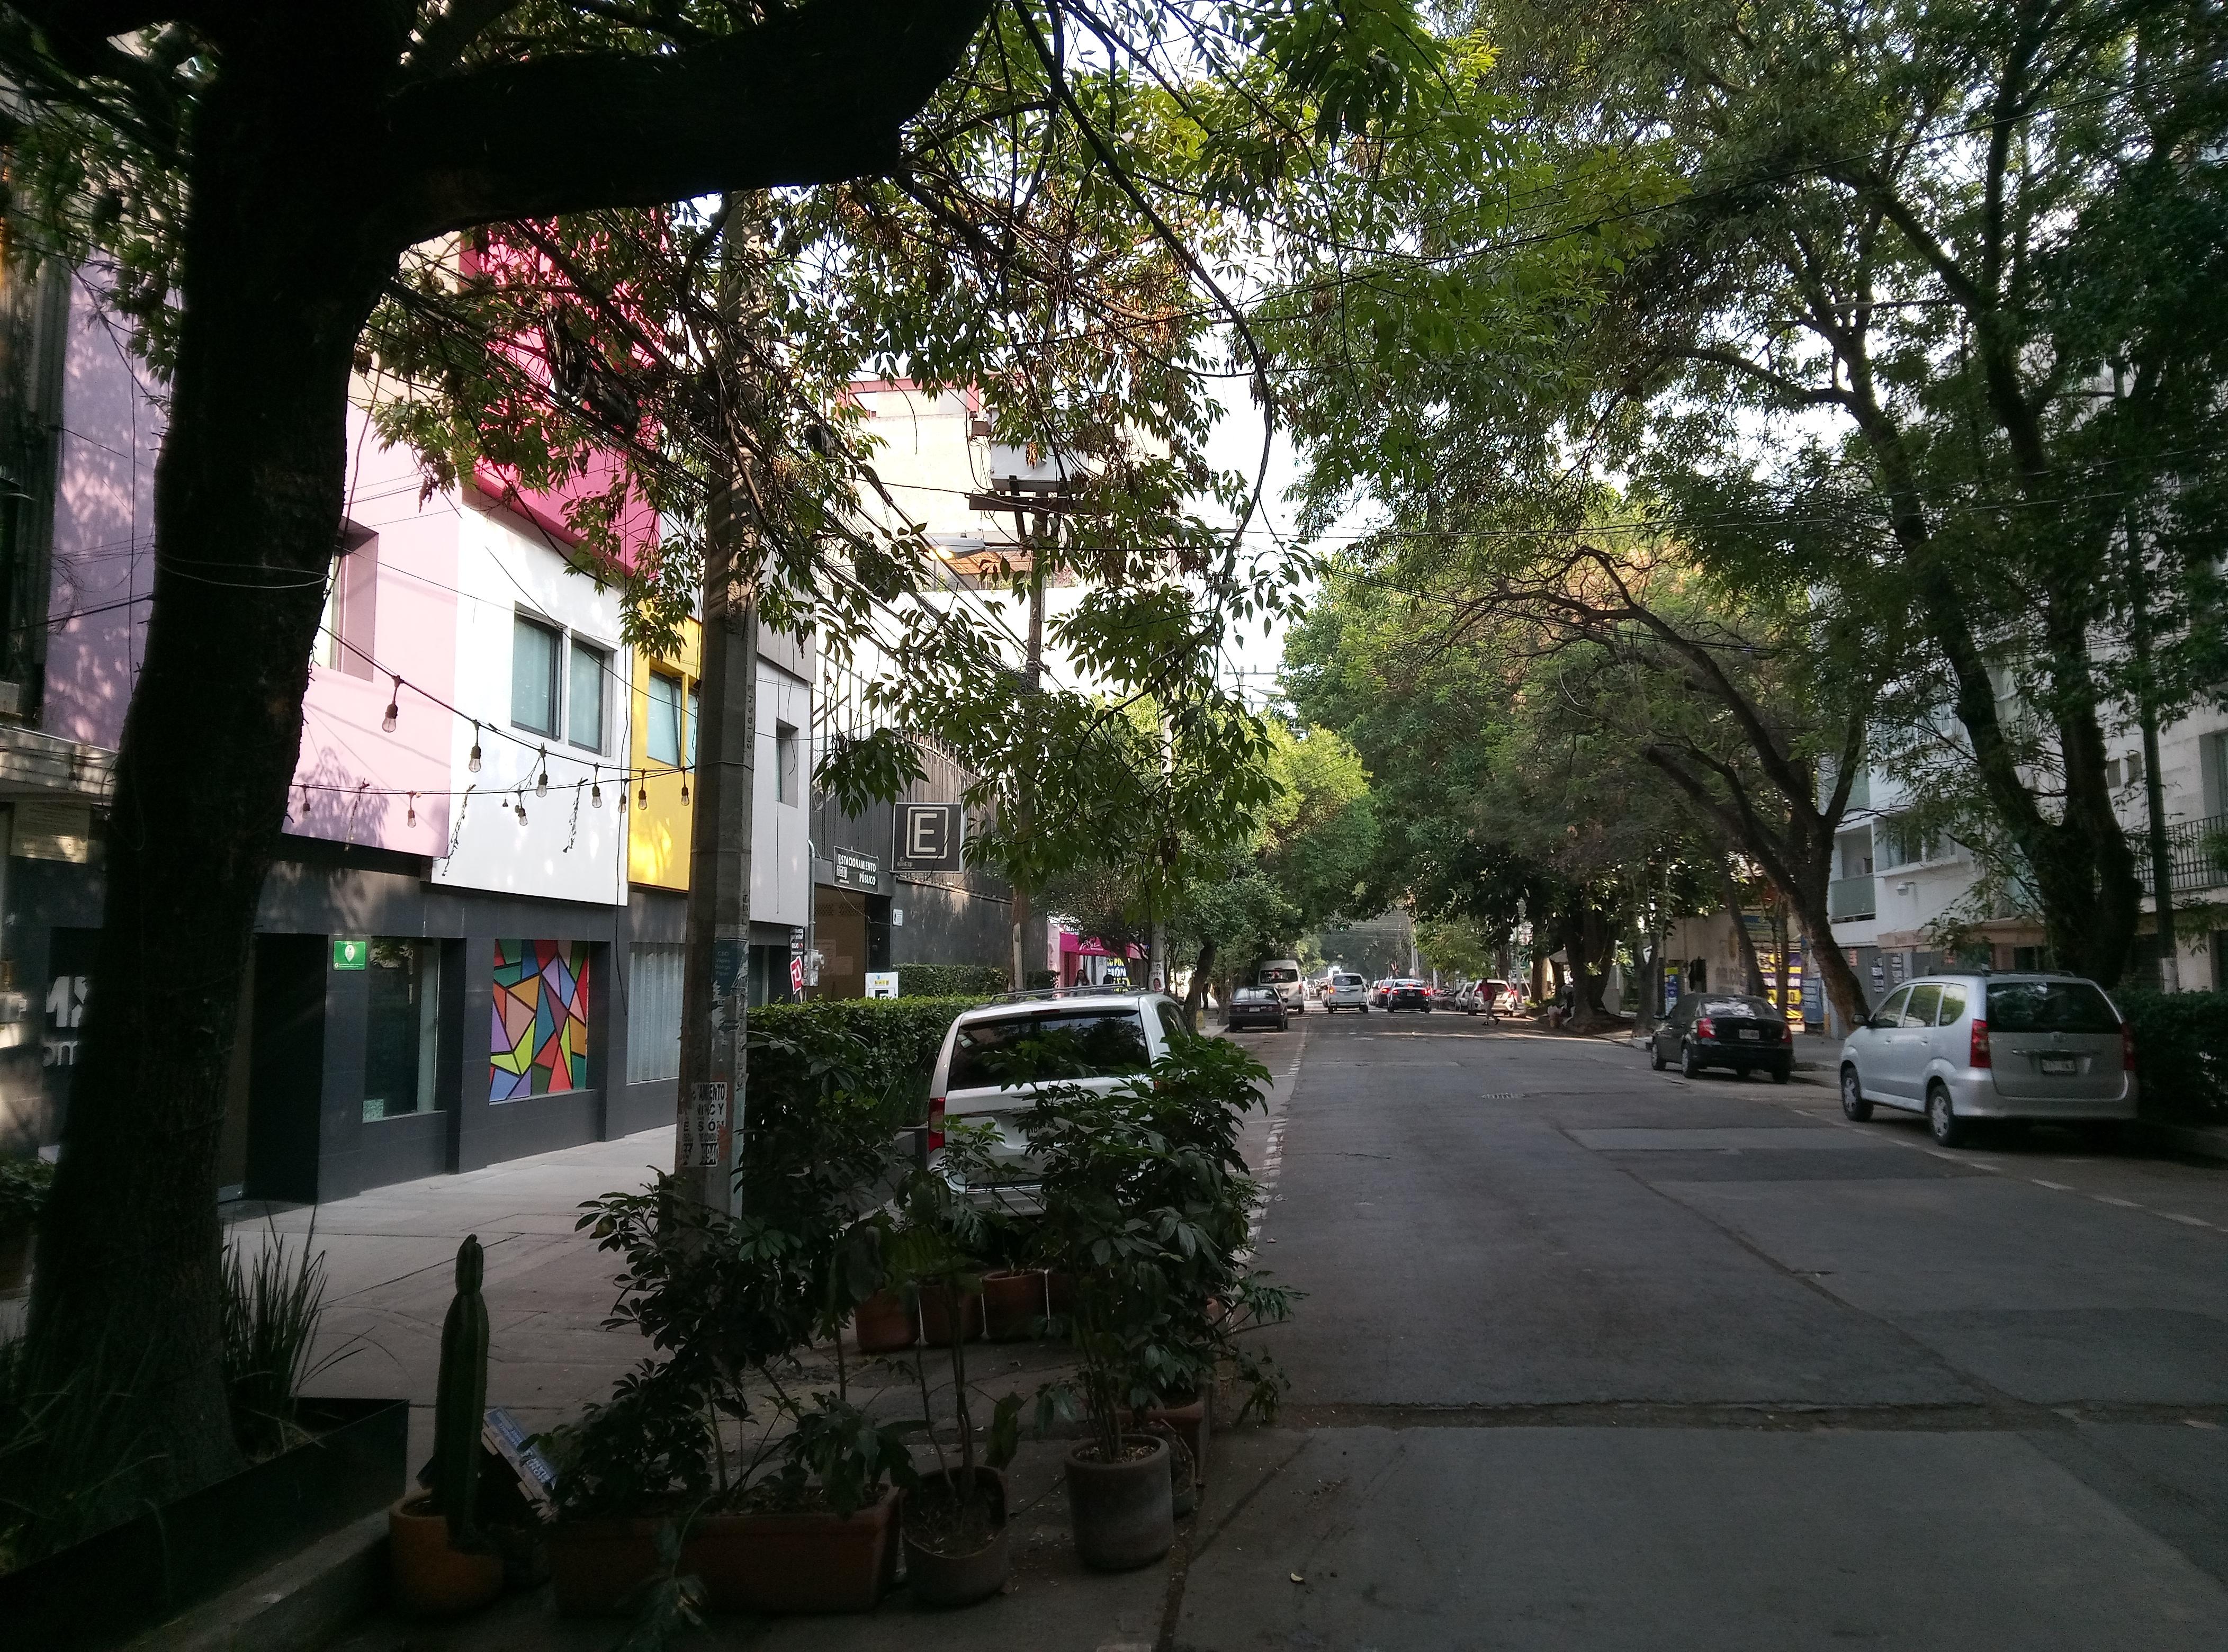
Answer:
[674,197,763,1215]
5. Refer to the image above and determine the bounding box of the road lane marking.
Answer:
[2033,1179,2073,1190]
[2092,1195,2140,1208]
[2161,1213,2212,1227]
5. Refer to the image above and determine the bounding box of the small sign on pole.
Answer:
[680,1081,728,1169]
[865,970,899,999]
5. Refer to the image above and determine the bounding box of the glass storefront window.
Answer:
[364,939,440,1121]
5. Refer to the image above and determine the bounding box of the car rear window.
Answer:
[948,1008,1151,1090]
[1986,981,2120,1035]
[1259,966,1299,983]
[1336,974,1363,986]
[1700,997,1776,1019]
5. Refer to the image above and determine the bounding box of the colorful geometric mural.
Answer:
[490,940,591,1100]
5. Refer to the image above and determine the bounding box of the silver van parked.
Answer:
[1839,973,2137,1147]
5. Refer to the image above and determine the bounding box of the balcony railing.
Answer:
[1829,875,1877,921]
[2130,813,2228,896]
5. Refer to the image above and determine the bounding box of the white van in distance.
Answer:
[1257,959,1307,1010]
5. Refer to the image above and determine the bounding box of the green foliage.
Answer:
[220,1224,349,1462]
[748,996,991,1127]
[2117,991,2228,1125]
[892,965,1009,999]
[0,1158,52,1238]
[0,1333,160,1571]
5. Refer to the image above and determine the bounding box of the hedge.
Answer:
[893,963,1011,998]
[2116,989,2228,1125]
[748,995,994,1125]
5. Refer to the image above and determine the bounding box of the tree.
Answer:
[0,0,1448,1509]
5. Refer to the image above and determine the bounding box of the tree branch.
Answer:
[383,0,998,244]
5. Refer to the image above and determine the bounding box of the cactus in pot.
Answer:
[430,1234,489,1547]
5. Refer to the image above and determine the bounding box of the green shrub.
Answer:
[749,996,994,1126]
[2116,989,2228,1124]
[894,963,1011,998]
[0,1157,52,1238]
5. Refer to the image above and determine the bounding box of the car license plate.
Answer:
[1739,1028,1760,1040]
[2040,1055,2077,1075]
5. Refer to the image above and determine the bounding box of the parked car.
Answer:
[1456,979,1505,1017]
[1495,981,1524,1013]
[1838,973,2136,1147]
[1256,958,1308,1011]
[927,988,1192,1209]
[1368,978,1393,1008]
[1649,992,1791,1081]
[1225,985,1292,1032]
[1383,978,1434,1012]
[1321,971,1371,1013]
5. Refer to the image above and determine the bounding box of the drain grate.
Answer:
[1479,1091,1524,1099]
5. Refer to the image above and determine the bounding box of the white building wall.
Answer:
[752,656,812,928]
[430,497,630,906]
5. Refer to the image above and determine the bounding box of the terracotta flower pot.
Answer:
[980,1269,1047,1341]
[1143,1389,1211,1488]
[388,1497,505,1618]
[919,1284,983,1346]
[852,1288,918,1354]
[902,1467,1010,1608]
[550,1488,902,1616]
[1064,1434,1173,1572]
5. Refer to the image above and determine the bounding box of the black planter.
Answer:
[0,1396,409,1649]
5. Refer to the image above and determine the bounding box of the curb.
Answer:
[2133,1120,2228,1164]
[125,1510,388,1652]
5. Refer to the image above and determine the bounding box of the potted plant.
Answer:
[1025,1037,1295,1567]
[389,1236,505,1617]
[0,1154,52,1296]
[884,1137,1022,1606]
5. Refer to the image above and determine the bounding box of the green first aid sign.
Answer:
[332,938,369,971]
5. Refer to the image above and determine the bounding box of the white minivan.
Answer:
[1257,959,1307,1011]
[1320,971,1370,1012]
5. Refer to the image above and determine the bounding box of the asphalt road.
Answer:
[1176,1009,2228,1651]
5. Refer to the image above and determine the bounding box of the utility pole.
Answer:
[2117,366,2178,992]
[674,197,763,1215]
[966,475,1084,991]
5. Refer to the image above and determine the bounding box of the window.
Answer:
[947,1009,1151,1089]
[776,721,799,805]
[1155,1001,1187,1046]
[512,615,561,735]
[1935,986,1968,1025]
[1873,986,1911,1027]
[687,687,700,768]
[363,940,439,1121]
[1903,983,1943,1027]
[647,672,683,767]
[316,527,379,678]
[626,944,684,1084]
[1986,980,2120,1034]
[568,641,607,751]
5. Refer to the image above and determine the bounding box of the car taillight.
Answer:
[1777,1022,1791,1042]
[1697,1016,1715,1039]
[1969,1020,1991,1069]
[2121,1022,2136,1072]
[927,1096,946,1152]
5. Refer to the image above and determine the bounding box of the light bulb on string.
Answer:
[406,792,418,828]
[468,722,482,773]
[679,767,689,805]
[636,777,648,809]
[536,748,549,797]
[590,767,603,809]
[381,675,400,733]
[514,787,528,824]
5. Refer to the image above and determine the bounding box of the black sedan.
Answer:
[1650,993,1792,1080]
[1383,979,1434,1012]
[1225,986,1291,1031]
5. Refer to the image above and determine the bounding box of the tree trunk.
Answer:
[1183,939,1216,1032]
[26,53,399,1506]
[1713,860,1766,996]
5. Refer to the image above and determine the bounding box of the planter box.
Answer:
[550,1486,901,1616]
[0,1397,409,1650]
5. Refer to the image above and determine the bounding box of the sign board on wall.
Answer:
[865,971,899,999]
[833,848,882,891]
[332,938,368,971]
[893,804,965,872]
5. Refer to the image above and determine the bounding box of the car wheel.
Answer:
[1650,1037,1666,1072]
[1770,1062,1790,1085]
[1839,1066,1872,1121]
[1680,1043,1702,1079]
[1927,1084,1964,1148]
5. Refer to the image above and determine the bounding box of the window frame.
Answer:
[567,637,609,753]
[775,720,799,805]
[646,670,685,768]
[510,612,563,738]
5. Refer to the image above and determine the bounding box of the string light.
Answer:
[590,767,603,809]
[535,748,549,797]
[637,778,648,808]
[382,675,400,732]
[679,768,689,804]
[406,791,418,827]
[468,722,482,773]
[514,785,528,824]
